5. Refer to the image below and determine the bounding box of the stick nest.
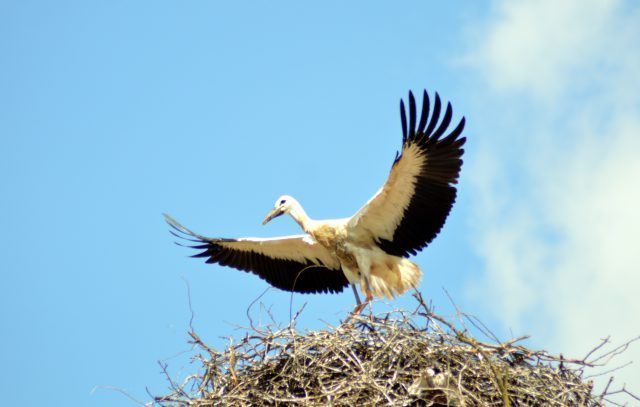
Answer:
[154,294,635,406]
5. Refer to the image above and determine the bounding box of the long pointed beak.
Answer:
[262,208,284,225]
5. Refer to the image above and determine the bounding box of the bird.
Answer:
[165,90,466,314]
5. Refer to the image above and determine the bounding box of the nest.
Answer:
[154,293,636,406]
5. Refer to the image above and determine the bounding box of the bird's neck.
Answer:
[288,205,314,233]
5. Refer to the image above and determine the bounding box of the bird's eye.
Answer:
[280,199,286,205]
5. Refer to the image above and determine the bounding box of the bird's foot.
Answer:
[342,301,369,326]
[352,302,367,315]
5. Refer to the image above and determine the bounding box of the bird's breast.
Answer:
[310,224,340,249]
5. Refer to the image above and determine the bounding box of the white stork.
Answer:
[165,90,466,313]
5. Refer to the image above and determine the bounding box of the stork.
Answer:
[165,90,466,314]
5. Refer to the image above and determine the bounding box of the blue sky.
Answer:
[2,1,638,405]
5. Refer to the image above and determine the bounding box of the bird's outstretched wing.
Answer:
[348,90,466,257]
[165,214,348,294]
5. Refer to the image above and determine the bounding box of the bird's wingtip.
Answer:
[163,213,181,229]
[164,213,190,235]
[163,213,210,244]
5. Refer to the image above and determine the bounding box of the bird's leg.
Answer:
[349,259,372,317]
[351,284,362,305]
[365,290,375,320]
[351,288,367,315]
[352,302,366,315]
[352,295,373,315]
[352,282,373,315]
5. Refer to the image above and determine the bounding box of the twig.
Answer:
[584,361,633,379]
[245,286,271,334]
[90,385,149,406]
[181,276,195,332]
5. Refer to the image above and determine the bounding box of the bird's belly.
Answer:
[336,244,359,272]
[331,241,362,285]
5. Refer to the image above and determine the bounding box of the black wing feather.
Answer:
[417,90,430,134]
[408,91,417,138]
[423,92,441,136]
[431,102,452,141]
[400,99,408,143]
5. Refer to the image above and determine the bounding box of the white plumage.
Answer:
[166,90,466,313]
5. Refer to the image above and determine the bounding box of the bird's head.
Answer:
[262,195,297,225]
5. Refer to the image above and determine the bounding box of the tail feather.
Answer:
[366,257,422,299]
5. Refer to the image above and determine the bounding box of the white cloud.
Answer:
[474,0,623,99]
[464,0,640,397]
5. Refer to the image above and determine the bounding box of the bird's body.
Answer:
[276,205,421,300]
[166,90,466,312]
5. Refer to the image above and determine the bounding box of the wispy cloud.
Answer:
[463,0,640,394]
[472,0,633,100]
